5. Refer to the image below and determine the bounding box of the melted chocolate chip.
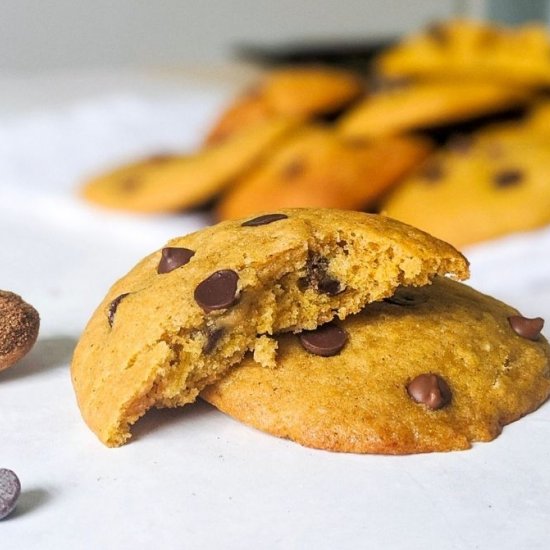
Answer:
[420,162,444,183]
[241,213,288,227]
[157,247,195,274]
[299,323,348,357]
[508,315,544,341]
[194,270,239,312]
[203,327,224,354]
[494,169,523,188]
[108,293,130,327]
[407,374,452,410]
[385,289,427,306]
[299,252,344,295]
[0,468,21,520]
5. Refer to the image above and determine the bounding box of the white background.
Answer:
[1,71,549,549]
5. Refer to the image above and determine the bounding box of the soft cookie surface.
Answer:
[202,278,550,454]
[71,209,468,447]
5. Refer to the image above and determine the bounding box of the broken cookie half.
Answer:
[71,208,468,447]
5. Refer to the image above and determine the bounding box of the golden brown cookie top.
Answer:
[71,209,468,447]
[382,115,550,247]
[377,19,550,87]
[0,290,40,372]
[202,277,550,454]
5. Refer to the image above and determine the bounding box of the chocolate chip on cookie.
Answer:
[203,328,224,354]
[494,169,523,188]
[158,247,195,274]
[194,270,240,313]
[420,162,444,183]
[108,293,130,327]
[0,468,21,520]
[407,373,452,410]
[0,291,40,372]
[241,213,288,227]
[508,315,544,341]
[298,253,344,296]
[299,323,348,357]
[385,289,427,306]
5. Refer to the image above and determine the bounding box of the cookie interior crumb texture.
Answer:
[71,209,468,447]
[0,291,40,372]
[202,278,550,454]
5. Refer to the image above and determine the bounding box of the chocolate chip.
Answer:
[0,468,21,520]
[119,176,142,192]
[148,153,176,163]
[420,162,443,183]
[508,315,544,341]
[203,328,223,354]
[407,374,452,410]
[281,159,305,179]
[494,169,523,188]
[157,247,195,274]
[385,289,427,306]
[299,323,348,357]
[318,278,344,296]
[194,270,239,312]
[108,293,130,327]
[448,134,472,154]
[241,214,288,227]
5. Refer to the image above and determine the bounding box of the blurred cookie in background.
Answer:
[217,126,431,220]
[204,65,364,146]
[377,19,550,89]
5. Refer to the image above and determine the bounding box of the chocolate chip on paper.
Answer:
[0,469,21,520]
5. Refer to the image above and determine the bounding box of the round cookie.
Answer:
[217,126,432,220]
[377,19,550,88]
[81,118,297,213]
[71,209,468,447]
[205,66,364,146]
[202,277,550,454]
[338,80,532,139]
[382,118,550,247]
[0,291,40,372]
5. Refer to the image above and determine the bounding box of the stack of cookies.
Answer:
[71,209,550,453]
[81,18,550,248]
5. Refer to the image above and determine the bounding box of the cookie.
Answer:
[0,291,40,372]
[338,80,532,139]
[71,209,468,446]
[217,126,432,220]
[377,19,550,88]
[382,118,550,247]
[205,66,364,146]
[81,118,297,213]
[202,277,550,454]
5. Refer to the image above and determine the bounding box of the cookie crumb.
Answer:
[253,335,278,368]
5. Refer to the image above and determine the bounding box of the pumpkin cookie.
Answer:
[81,118,297,213]
[382,118,550,247]
[217,126,431,220]
[205,66,364,145]
[338,80,531,139]
[202,277,550,454]
[377,19,550,88]
[71,209,468,446]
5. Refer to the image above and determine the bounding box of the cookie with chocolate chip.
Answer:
[71,208,468,447]
[202,277,550,454]
[338,80,532,140]
[377,19,550,88]
[217,125,431,220]
[204,66,364,146]
[0,291,40,372]
[81,118,296,213]
[382,117,550,247]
